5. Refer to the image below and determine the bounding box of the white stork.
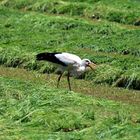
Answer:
[36,52,96,90]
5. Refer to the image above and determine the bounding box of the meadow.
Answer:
[0,2,140,89]
[0,0,140,139]
[0,66,140,139]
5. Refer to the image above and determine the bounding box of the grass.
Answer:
[1,0,140,25]
[0,67,140,139]
[1,66,140,104]
[0,6,140,89]
[0,1,140,139]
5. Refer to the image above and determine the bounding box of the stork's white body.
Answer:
[55,53,86,76]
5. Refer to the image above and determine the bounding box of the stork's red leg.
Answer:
[67,72,71,91]
[57,72,63,88]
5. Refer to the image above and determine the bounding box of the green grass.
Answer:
[1,0,140,25]
[0,5,140,89]
[1,66,140,104]
[0,1,140,139]
[0,72,140,139]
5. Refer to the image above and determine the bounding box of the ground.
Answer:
[0,0,140,139]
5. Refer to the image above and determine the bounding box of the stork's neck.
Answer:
[77,66,86,73]
[77,60,86,72]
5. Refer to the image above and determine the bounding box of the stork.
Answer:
[36,52,96,90]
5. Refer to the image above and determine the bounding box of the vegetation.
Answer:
[0,0,140,139]
[1,0,140,25]
[0,68,140,139]
[0,4,140,89]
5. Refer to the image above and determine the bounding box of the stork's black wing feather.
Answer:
[36,52,67,66]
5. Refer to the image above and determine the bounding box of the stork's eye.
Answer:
[86,60,90,64]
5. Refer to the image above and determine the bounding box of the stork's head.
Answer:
[82,59,96,70]
[36,52,47,60]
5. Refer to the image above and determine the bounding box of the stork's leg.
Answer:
[67,72,71,91]
[57,72,63,88]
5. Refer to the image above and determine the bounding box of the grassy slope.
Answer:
[0,6,140,89]
[1,0,140,25]
[0,68,140,140]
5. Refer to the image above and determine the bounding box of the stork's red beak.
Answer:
[88,63,96,70]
